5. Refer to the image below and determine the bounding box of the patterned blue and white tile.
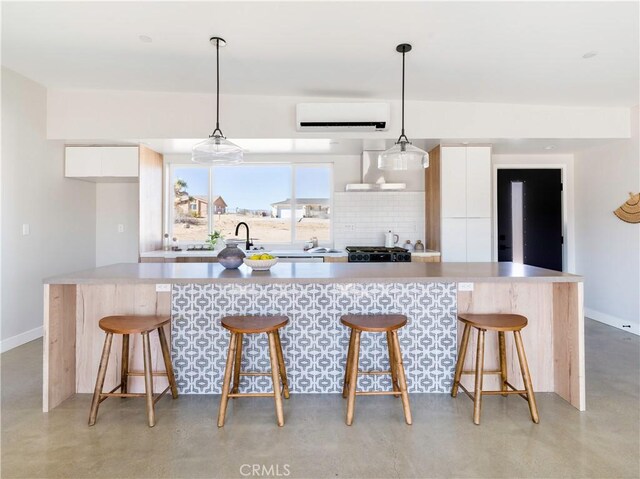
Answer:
[171,282,457,394]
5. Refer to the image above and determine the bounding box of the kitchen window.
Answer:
[169,164,332,246]
[171,167,210,242]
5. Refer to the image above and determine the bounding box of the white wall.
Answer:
[333,192,425,249]
[575,106,640,335]
[95,183,139,267]
[47,88,631,141]
[1,68,96,351]
[492,154,576,273]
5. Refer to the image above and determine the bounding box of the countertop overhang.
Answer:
[44,262,582,285]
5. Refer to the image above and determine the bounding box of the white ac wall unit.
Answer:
[296,103,389,131]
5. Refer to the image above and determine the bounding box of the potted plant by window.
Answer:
[207,230,225,251]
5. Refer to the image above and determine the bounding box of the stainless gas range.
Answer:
[346,246,411,263]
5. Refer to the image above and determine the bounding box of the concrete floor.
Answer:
[1,319,638,479]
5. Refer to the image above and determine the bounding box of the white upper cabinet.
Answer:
[465,146,492,218]
[65,147,102,177]
[441,145,491,218]
[440,147,467,217]
[65,146,139,181]
[99,147,139,177]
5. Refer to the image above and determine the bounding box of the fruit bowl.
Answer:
[243,257,279,271]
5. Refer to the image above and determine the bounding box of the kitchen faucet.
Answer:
[235,222,253,250]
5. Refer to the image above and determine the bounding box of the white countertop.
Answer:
[139,249,441,259]
[44,262,580,285]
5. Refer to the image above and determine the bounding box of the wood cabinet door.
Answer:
[440,147,467,217]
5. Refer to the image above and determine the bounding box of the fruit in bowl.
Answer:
[243,253,278,271]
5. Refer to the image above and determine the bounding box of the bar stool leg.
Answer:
[498,331,508,397]
[89,332,113,426]
[345,330,361,426]
[120,334,129,395]
[342,330,356,398]
[268,332,285,427]
[232,333,243,395]
[142,331,156,427]
[513,330,540,424]
[158,326,178,399]
[386,331,400,397]
[451,324,471,397]
[473,329,486,425]
[217,332,238,427]
[391,331,412,425]
[274,331,290,399]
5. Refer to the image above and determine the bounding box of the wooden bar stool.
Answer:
[451,313,539,425]
[340,314,412,426]
[218,315,290,427]
[88,315,178,427]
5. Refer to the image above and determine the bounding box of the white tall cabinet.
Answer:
[425,145,493,262]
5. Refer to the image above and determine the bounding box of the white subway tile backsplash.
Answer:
[333,192,425,249]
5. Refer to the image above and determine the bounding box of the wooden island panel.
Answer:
[458,281,585,410]
[43,284,171,411]
[75,284,171,395]
[457,283,555,393]
[42,262,584,412]
[43,284,77,412]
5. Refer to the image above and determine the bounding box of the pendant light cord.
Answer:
[397,47,408,145]
[211,38,223,138]
[401,49,405,138]
[216,39,220,132]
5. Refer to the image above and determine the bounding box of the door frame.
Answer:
[492,164,570,272]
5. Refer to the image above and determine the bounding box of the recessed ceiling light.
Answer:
[139,35,153,43]
[582,51,597,59]
[544,145,555,150]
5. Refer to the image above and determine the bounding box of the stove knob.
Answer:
[356,254,363,261]
[364,254,370,261]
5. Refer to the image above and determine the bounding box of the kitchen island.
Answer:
[43,262,584,412]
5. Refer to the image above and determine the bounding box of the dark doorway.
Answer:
[497,169,563,271]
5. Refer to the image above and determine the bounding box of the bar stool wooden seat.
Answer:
[217,315,290,427]
[88,315,178,427]
[451,313,539,425]
[340,314,412,426]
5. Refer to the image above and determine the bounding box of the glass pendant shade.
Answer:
[192,36,243,165]
[380,43,429,171]
[192,135,243,164]
[378,140,429,170]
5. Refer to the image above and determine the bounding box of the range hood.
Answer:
[345,150,407,192]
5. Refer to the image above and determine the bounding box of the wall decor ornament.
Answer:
[613,192,640,224]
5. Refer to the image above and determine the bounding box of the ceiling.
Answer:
[2,1,638,107]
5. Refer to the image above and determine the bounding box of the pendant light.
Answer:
[378,44,428,170]
[192,37,243,164]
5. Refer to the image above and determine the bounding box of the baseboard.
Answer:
[1,326,43,353]
[585,308,639,336]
